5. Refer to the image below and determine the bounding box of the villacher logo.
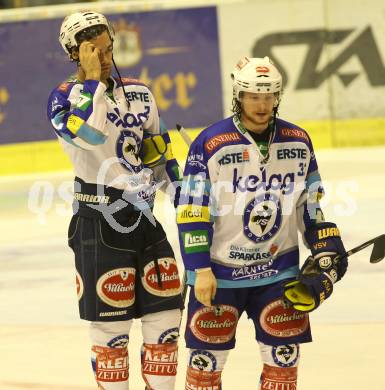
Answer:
[96,268,136,308]
[190,305,238,344]
[142,258,181,297]
[260,299,309,337]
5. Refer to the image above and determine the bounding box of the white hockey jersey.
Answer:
[177,116,324,288]
[47,76,180,206]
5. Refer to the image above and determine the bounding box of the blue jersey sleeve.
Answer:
[177,135,213,271]
[296,136,325,242]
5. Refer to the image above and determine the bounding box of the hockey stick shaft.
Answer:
[339,234,385,263]
[176,123,193,146]
[344,236,380,257]
[175,124,193,314]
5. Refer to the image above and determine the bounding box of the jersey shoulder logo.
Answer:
[280,128,309,142]
[204,132,242,154]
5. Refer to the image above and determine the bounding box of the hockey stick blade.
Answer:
[176,123,193,146]
[369,234,385,263]
[341,234,385,263]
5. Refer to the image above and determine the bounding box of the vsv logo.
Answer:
[232,168,295,194]
[107,106,150,129]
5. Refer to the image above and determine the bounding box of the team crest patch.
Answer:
[76,270,84,301]
[190,305,238,344]
[158,327,180,344]
[189,350,217,371]
[260,299,309,338]
[116,130,143,173]
[112,21,143,68]
[272,344,299,367]
[243,193,282,243]
[142,258,181,297]
[107,335,129,349]
[96,268,136,308]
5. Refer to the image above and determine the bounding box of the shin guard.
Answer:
[141,342,178,390]
[185,367,222,390]
[92,345,129,389]
[90,321,131,390]
[260,364,297,390]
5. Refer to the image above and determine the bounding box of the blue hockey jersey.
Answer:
[177,116,324,288]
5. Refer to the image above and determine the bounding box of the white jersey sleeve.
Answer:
[47,79,108,150]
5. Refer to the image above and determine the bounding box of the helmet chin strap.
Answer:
[112,56,130,110]
[260,105,279,165]
[272,105,279,127]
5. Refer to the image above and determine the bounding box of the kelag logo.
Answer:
[252,26,385,89]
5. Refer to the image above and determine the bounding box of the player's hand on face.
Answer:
[194,268,217,307]
[79,41,101,80]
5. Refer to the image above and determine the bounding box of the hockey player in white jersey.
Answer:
[177,56,348,389]
[47,11,183,390]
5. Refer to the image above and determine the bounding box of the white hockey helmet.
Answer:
[59,11,115,57]
[231,56,282,103]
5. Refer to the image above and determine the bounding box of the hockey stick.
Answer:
[175,124,193,308]
[340,234,385,263]
[176,123,192,148]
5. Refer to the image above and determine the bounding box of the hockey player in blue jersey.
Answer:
[177,56,348,389]
[47,11,183,390]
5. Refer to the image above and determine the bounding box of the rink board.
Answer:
[1,116,385,175]
[1,0,385,175]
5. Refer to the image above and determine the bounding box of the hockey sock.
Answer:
[90,321,132,390]
[140,309,181,389]
[141,342,178,389]
[185,367,222,390]
[259,364,297,390]
[185,349,228,390]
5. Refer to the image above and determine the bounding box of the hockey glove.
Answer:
[140,134,168,168]
[284,256,335,312]
[284,222,348,312]
[304,221,348,282]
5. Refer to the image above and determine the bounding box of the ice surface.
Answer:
[0,147,384,389]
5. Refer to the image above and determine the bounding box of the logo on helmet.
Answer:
[235,56,250,70]
[256,66,269,73]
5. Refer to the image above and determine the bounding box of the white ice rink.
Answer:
[0,146,384,390]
